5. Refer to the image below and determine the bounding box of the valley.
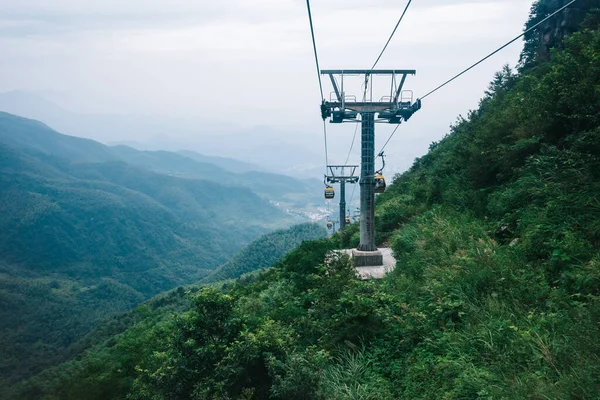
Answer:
[0,112,326,391]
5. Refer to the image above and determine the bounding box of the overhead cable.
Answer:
[369,0,412,155]
[345,123,360,165]
[371,0,413,70]
[322,120,329,171]
[378,123,401,154]
[305,0,329,172]
[420,0,578,100]
[344,79,369,165]
[305,0,325,100]
[381,0,578,155]
[349,183,357,213]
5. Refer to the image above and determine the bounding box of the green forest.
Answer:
[202,223,328,284]
[0,220,325,396]
[0,112,330,392]
[4,0,598,399]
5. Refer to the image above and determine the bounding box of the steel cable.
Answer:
[371,0,413,70]
[420,0,578,100]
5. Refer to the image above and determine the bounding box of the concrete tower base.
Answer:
[332,248,396,279]
[352,249,383,267]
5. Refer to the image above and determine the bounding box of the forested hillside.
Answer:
[0,113,323,214]
[0,113,300,391]
[202,223,328,284]
[109,145,323,213]
[6,1,600,399]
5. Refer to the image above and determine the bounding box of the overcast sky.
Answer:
[0,0,535,174]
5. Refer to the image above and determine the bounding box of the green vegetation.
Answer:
[0,110,323,213]
[6,1,600,399]
[0,113,303,391]
[110,145,323,212]
[0,113,117,163]
[202,223,328,284]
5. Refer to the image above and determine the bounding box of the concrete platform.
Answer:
[336,248,396,279]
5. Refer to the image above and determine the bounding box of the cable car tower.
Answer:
[326,165,359,230]
[320,70,421,266]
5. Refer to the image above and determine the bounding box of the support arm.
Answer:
[393,74,408,104]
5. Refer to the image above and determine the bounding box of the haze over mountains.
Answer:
[0,91,325,177]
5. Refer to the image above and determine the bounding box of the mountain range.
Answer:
[0,110,320,388]
[0,91,325,177]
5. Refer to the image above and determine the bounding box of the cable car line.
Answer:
[322,120,329,172]
[377,0,577,157]
[371,0,413,70]
[307,0,575,230]
[378,123,401,155]
[345,123,360,165]
[305,0,325,101]
[305,0,332,196]
[344,0,412,167]
[420,0,578,100]
[349,183,357,211]
[344,79,369,165]
[358,0,412,171]
[308,0,415,214]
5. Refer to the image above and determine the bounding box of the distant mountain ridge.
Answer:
[105,143,266,174]
[0,112,117,163]
[176,150,264,174]
[0,110,324,214]
[0,90,324,176]
[107,144,323,212]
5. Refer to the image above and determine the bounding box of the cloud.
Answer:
[0,0,536,176]
[0,0,299,36]
[0,0,529,38]
[0,0,530,60]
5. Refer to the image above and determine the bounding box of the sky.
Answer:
[0,0,535,176]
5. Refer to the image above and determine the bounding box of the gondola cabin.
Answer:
[327,221,333,230]
[345,216,351,224]
[375,173,386,194]
[324,186,335,199]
